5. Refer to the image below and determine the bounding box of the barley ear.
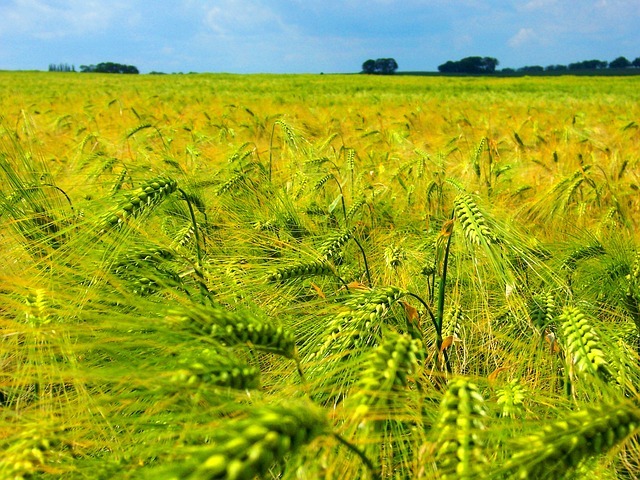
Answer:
[559,306,611,381]
[434,378,488,479]
[502,402,640,478]
[184,402,327,479]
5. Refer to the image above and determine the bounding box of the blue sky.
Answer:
[0,0,638,73]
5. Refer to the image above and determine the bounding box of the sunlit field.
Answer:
[1,71,640,479]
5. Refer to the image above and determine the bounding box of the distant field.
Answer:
[1,71,640,479]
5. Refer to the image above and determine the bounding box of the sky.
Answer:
[0,0,639,73]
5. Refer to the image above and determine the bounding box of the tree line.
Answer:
[361,55,640,75]
[79,62,139,74]
[48,62,139,74]
[503,56,640,74]
[48,63,76,72]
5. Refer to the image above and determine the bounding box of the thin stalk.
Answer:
[436,214,454,373]
[329,174,348,225]
[352,235,372,286]
[178,188,209,304]
[268,122,277,182]
[332,433,381,480]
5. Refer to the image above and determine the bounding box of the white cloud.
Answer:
[0,0,130,39]
[203,0,287,36]
[508,27,537,47]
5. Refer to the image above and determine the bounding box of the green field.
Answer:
[1,71,640,479]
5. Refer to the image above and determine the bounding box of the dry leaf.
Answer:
[440,335,455,352]
[488,366,509,383]
[340,281,370,292]
[401,301,419,324]
[310,282,325,299]
[544,331,561,354]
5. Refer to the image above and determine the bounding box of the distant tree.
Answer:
[79,62,139,74]
[375,58,398,74]
[633,57,640,68]
[48,63,74,72]
[361,58,398,74]
[482,57,499,73]
[438,56,499,74]
[518,65,544,73]
[568,59,608,70]
[362,59,376,74]
[609,56,631,68]
[545,64,568,72]
[437,60,459,73]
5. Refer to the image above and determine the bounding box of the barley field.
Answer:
[1,71,640,479]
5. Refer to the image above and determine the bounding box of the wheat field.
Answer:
[1,71,640,479]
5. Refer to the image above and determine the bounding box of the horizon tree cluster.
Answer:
[361,58,399,75]
[79,62,139,74]
[48,63,75,72]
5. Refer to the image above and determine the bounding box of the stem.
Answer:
[330,175,348,225]
[178,188,209,304]
[352,235,372,286]
[406,292,437,333]
[268,122,278,182]
[436,213,454,373]
[332,433,381,480]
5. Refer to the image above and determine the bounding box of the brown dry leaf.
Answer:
[440,335,455,352]
[439,219,455,239]
[544,331,561,354]
[310,282,326,299]
[488,366,509,383]
[401,301,419,324]
[340,281,370,292]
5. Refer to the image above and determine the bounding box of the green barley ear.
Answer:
[471,137,486,178]
[24,288,52,326]
[318,286,407,359]
[625,251,640,304]
[169,348,260,390]
[275,119,300,149]
[434,378,488,479]
[352,331,424,419]
[346,147,356,173]
[314,173,333,191]
[384,243,406,270]
[319,226,355,259]
[266,259,334,283]
[443,303,464,340]
[168,305,297,359]
[559,306,611,381]
[561,243,606,272]
[453,193,496,247]
[346,197,366,221]
[0,424,71,479]
[182,401,327,479]
[496,379,526,419]
[215,171,246,196]
[529,290,556,331]
[501,402,640,478]
[99,175,178,230]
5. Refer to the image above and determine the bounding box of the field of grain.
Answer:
[1,71,640,479]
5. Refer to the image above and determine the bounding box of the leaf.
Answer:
[328,194,343,214]
[310,282,325,299]
[488,366,509,383]
[440,335,455,352]
[340,281,370,292]
[544,331,561,354]
[400,301,419,324]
